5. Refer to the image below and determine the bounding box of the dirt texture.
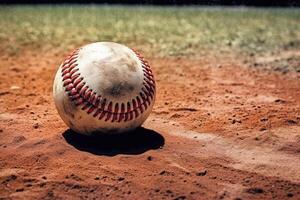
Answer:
[0,50,300,200]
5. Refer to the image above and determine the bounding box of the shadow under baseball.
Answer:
[62,127,165,156]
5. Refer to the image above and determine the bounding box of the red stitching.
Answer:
[61,47,155,123]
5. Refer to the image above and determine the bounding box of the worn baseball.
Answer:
[53,42,156,135]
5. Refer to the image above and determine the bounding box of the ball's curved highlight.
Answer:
[53,42,156,135]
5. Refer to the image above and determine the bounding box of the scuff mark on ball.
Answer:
[104,82,135,98]
[62,97,76,119]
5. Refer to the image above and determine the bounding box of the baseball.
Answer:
[53,42,156,135]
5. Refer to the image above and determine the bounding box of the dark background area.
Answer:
[0,0,299,6]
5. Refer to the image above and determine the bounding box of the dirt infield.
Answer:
[0,50,300,200]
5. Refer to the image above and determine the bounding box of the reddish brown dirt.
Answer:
[0,50,300,200]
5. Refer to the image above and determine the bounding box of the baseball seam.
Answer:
[61,48,155,123]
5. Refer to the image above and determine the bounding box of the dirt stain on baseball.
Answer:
[104,82,135,97]
[124,53,138,72]
[62,98,76,119]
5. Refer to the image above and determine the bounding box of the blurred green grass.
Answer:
[0,5,300,56]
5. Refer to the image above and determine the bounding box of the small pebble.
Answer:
[196,170,207,176]
[16,188,24,192]
[274,99,286,103]
[33,123,39,129]
[287,193,293,197]
[245,187,264,194]
[159,170,166,175]
[287,119,297,125]
[260,118,268,122]
[10,86,21,90]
